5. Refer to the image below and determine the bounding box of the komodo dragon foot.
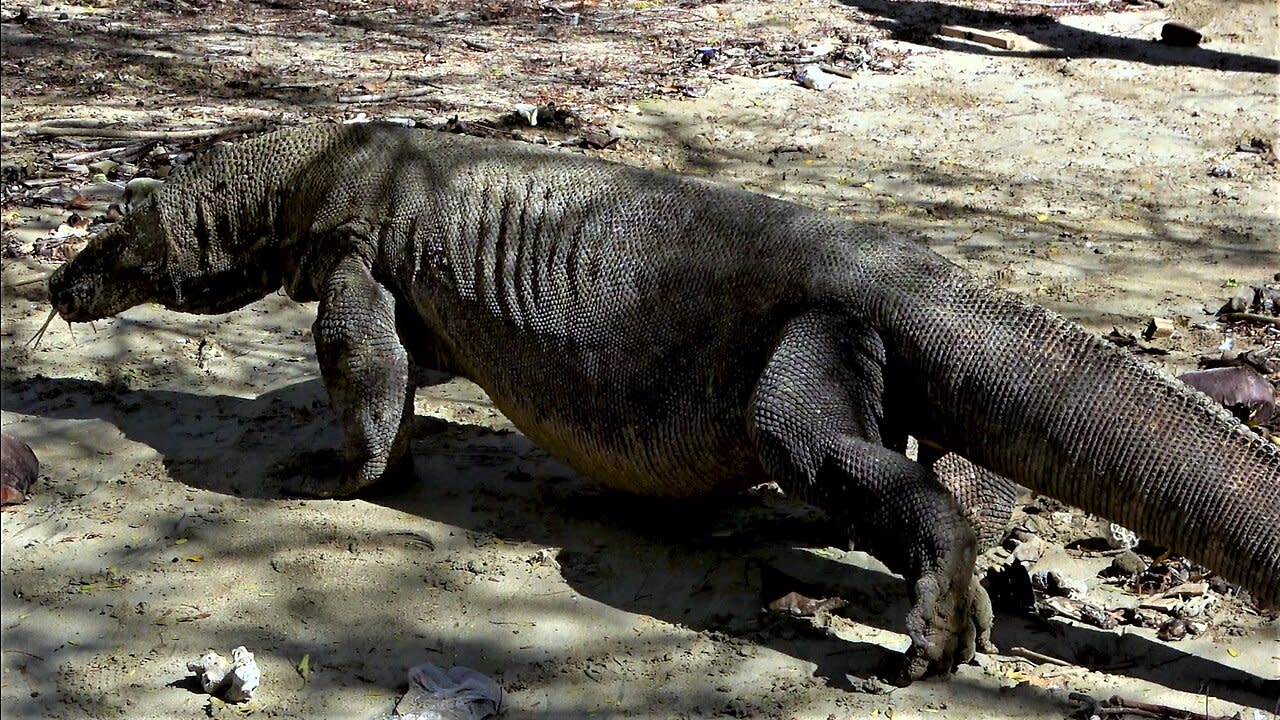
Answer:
[272,448,416,499]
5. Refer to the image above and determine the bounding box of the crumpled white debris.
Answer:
[795,64,837,91]
[389,662,505,720]
[186,646,261,703]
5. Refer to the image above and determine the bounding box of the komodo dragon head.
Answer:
[49,177,283,322]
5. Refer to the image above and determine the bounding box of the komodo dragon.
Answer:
[47,123,1280,684]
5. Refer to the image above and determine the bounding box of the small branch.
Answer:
[1014,0,1092,7]
[939,25,1015,50]
[1,649,46,661]
[1219,312,1280,327]
[31,118,116,129]
[818,64,858,79]
[24,121,272,142]
[1107,695,1241,720]
[3,275,49,289]
[1007,646,1071,666]
[27,308,58,348]
[51,142,149,164]
[338,86,443,103]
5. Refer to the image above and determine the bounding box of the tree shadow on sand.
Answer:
[3,373,1276,709]
[842,0,1280,73]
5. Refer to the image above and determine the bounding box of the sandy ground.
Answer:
[2,0,1279,717]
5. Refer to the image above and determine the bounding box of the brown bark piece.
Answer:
[938,25,1014,50]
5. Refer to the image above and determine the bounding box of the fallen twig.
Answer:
[1007,646,1071,666]
[338,86,443,103]
[1219,312,1280,327]
[1107,694,1242,720]
[27,308,57,348]
[818,64,858,79]
[1070,691,1245,720]
[24,120,271,142]
[3,275,49,289]
[939,25,1015,50]
[52,141,150,164]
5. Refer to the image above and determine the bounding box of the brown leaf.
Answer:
[766,591,847,617]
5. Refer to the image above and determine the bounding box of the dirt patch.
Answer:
[2,0,1278,718]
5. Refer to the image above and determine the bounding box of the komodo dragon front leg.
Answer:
[287,248,416,497]
[749,313,989,683]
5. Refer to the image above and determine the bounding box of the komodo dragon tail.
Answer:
[888,270,1280,605]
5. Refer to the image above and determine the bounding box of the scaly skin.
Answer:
[49,123,1280,684]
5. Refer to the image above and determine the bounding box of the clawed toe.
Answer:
[897,566,992,683]
[271,449,349,498]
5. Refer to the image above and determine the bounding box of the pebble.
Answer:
[1103,522,1139,550]
[1110,550,1147,576]
[1011,534,1047,563]
[1033,570,1087,599]
[186,646,260,703]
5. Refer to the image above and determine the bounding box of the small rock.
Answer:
[1207,576,1238,596]
[1049,511,1076,532]
[1100,521,1139,550]
[766,591,848,617]
[1032,570,1087,599]
[1143,317,1175,340]
[1077,601,1118,630]
[1010,534,1046,563]
[796,64,837,91]
[527,548,560,570]
[1207,163,1235,178]
[512,103,538,126]
[223,647,260,703]
[122,177,163,211]
[87,159,119,176]
[1110,550,1147,577]
[188,650,232,695]
[1176,594,1217,618]
[1157,617,1188,641]
[187,646,260,703]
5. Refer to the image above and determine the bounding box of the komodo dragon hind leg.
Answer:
[929,452,1018,555]
[286,252,416,498]
[748,313,989,684]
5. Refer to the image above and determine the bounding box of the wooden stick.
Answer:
[338,86,442,103]
[24,121,271,142]
[3,276,49,288]
[1219,312,1280,327]
[52,142,148,164]
[1108,695,1241,720]
[819,64,858,79]
[1007,646,1072,666]
[939,25,1015,50]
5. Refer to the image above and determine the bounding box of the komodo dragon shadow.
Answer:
[5,373,1275,708]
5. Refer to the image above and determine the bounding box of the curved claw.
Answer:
[894,567,994,684]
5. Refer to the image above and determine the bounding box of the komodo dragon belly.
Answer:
[419,298,770,499]
[462,373,768,498]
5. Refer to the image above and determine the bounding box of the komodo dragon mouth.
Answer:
[48,222,169,322]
